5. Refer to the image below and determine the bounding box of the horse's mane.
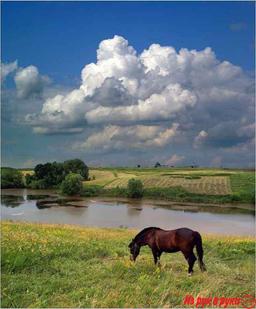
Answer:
[134,227,162,242]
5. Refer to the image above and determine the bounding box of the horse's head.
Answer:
[128,239,140,262]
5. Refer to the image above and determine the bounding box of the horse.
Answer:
[128,227,206,275]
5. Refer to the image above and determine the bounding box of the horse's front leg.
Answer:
[151,248,161,267]
[151,248,158,265]
[157,251,162,267]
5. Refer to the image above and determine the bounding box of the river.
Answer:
[1,189,255,236]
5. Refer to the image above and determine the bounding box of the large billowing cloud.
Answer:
[23,35,254,155]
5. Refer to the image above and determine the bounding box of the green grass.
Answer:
[2,221,255,308]
[143,187,240,204]
[230,173,255,203]
[81,186,240,205]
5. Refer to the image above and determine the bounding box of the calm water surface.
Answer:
[1,189,255,236]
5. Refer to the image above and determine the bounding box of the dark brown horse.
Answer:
[128,227,206,275]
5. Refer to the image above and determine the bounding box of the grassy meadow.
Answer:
[1,221,255,308]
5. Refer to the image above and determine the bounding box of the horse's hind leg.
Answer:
[188,252,197,275]
[183,251,197,275]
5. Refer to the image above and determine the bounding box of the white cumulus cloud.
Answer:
[165,154,185,166]
[15,65,50,99]
[20,35,254,154]
[193,130,208,148]
[74,123,179,152]
[1,60,18,82]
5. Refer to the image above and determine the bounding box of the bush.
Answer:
[81,185,103,197]
[103,187,128,198]
[61,173,83,196]
[1,168,24,188]
[127,178,143,198]
[28,179,48,190]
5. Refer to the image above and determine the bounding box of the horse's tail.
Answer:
[194,231,206,272]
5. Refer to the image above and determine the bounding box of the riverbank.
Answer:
[2,188,254,212]
[2,221,255,308]
[1,191,255,235]
[81,186,255,210]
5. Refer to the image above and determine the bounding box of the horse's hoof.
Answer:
[188,272,193,276]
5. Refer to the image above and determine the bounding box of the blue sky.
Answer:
[1,1,255,168]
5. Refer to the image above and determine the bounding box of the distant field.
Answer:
[88,168,253,197]
[88,169,136,187]
[20,170,34,176]
[105,175,232,195]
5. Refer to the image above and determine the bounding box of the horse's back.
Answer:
[160,227,196,238]
[174,227,199,239]
[161,228,198,248]
[175,227,197,236]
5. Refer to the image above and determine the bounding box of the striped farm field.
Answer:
[104,175,232,195]
[87,169,137,187]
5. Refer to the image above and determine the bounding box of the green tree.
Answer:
[64,159,89,180]
[26,159,89,189]
[1,168,24,189]
[61,173,83,196]
[32,162,66,188]
[154,162,161,168]
[127,178,144,198]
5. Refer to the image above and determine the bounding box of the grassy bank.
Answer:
[81,185,255,206]
[2,221,255,308]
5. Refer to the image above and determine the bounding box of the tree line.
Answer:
[26,159,88,189]
[1,159,89,193]
[1,159,145,197]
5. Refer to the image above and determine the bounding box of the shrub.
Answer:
[127,178,143,198]
[1,168,24,188]
[103,187,128,198]
[61,173,83,196]
[81,185,103,197]
[28,179,48,190]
